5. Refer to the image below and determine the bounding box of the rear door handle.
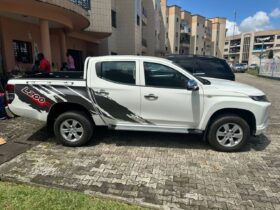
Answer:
[144,94,158,101]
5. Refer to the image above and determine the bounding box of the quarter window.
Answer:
[96,61,136,85]
[144,62,188,89]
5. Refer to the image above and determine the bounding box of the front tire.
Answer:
[54,111,94,147]
[207,115,250,152]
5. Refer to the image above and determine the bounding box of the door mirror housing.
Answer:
[186,80,199,91]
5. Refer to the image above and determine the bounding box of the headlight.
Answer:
[250,95,269,102]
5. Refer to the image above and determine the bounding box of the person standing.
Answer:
[38,53,51,73]
[66,52,75,71]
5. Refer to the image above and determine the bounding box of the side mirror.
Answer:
[186,79,199,91]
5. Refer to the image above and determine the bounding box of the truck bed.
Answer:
[23,71,84,80]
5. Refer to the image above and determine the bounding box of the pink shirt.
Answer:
[67,55,75,69]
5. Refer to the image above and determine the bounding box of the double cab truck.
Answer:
[5,56,271,152]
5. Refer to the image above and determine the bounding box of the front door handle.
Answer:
[144,94,158,101]
[98,89,109,96]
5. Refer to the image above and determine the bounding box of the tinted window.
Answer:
[96,61,136,85]
[196,59,232,75]
[144,62,188,89]
[169,58,195,74]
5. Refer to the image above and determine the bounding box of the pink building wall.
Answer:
[0,16,42,72]
[0,16,98,73]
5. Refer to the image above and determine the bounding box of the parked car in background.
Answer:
[166,55,235,81]
[249,64,259,70]
[6,56,271,152]
[0,82,6,120]
[232,64,247,73]
[241,63,248,70]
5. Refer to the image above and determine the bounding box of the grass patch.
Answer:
[0,181,146,210]
[246,69,259,76]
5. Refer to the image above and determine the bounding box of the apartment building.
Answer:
[224,30,280,65]
[164,5,181,54]
[180,10,192,55]
[0,0,112,75]
[99,0,165,56]
[210,17,227,58]
[161,1,226,58]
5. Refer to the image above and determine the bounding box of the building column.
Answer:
[60,30,67,63]
[40,19,51,63]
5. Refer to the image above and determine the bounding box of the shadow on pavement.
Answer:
[26,126,271,153]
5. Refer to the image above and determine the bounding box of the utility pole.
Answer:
[231,10,237,65]
[232,10,237,38]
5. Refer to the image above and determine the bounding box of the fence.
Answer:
[259,59,280,79]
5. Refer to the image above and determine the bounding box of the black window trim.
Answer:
[95,61,137,86]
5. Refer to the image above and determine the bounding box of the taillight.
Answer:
[5,84,15,104]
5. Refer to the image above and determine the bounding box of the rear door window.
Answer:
[96,61,136,85]
[196,59,232,76]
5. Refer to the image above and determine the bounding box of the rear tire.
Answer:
[54,111,93,147]
[207,115,250,152]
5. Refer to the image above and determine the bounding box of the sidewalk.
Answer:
[0,118,45,164]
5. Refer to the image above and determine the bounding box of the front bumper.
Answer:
[254,102,270,136]
[5,106,15,118]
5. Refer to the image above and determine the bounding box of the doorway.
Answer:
[67,49,83,71]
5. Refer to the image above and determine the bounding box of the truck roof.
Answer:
[89,55,173,63]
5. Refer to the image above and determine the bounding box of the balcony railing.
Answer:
[70,0,91,10]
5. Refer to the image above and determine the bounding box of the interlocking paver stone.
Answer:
[0,74,280,210]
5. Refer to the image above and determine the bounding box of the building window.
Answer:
[277,35,280,39]
[137,15,140,26]
[225,41,229,45]
[197,23,199,26]
[13,40,32,63]
[111,10,117,28]
[201,48,204,52]
[176,17,179,23]
[166,17,169,23]
[197,35,199,39]
[196,47,198,51]
[224,49,228,52]
[111,52,118,55]
[175,47,178,51]
[176,32,178,38]
[166,47,168,51]
[166,32,168,38]
[96,61,136,85]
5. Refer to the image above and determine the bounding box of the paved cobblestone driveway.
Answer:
[0,74,280,209]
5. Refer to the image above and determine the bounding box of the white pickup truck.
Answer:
[5,56,271,152]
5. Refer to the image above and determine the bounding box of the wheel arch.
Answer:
[47,102,95,132]
[204,108,256,137]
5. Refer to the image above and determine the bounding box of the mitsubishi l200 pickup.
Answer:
[5,56,271,152]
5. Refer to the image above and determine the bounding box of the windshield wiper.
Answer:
[196,76,211,85]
